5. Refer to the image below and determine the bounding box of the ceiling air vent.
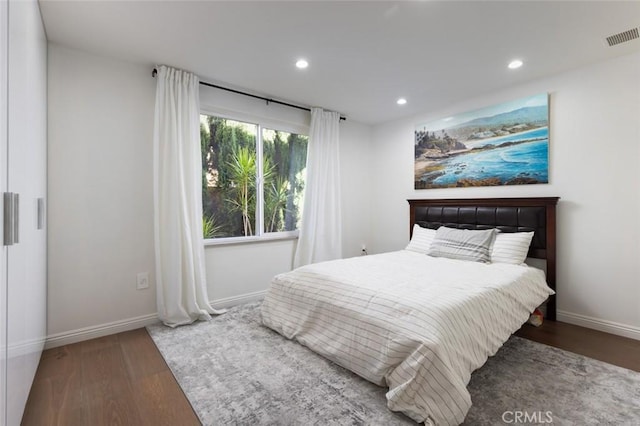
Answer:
[606,27,640,47]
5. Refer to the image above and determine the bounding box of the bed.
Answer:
[261,197,559,425]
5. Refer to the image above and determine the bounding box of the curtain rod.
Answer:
[152,68,346,121]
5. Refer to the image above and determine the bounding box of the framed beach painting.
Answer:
[414,93,549,189]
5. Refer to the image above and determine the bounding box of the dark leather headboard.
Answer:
[408,197,559,319]
[413,205,547,258]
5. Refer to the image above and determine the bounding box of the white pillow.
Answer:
[491,231,535,264]
[405,224,436,254]
[428,227,497,263]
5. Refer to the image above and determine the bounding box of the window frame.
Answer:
[200,108,309,246]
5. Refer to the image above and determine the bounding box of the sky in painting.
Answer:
[417,93,548,132]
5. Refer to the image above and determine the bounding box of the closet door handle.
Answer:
[4,192,14,246]
[3,192,20,245]
[12,193,19,244]
[37,197,44,230]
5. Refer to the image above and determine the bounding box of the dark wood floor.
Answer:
[22,321,640,425]
[515,320,640,372]
[21,328,200,426]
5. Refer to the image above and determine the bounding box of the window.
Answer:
[200,114,308,240]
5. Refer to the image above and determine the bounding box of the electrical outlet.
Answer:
[136,272,149,290]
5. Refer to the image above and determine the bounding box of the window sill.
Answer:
[204,232,299,247]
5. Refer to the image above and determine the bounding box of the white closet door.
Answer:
[0,0,8,424]
[6,0,47,424]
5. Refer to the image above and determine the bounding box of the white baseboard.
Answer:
[44,312,160,349]
[557,310,640,341]
[210,290,267,310]
[44,290,268,349]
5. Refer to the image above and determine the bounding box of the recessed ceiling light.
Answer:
[397,98,407,105]
[295,59,308,69]
[508,59,523,69]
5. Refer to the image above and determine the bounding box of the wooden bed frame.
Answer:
[408,197,559,320]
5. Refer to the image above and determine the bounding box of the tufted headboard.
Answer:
[408,197,559,320]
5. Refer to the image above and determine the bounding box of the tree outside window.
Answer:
[200,114,308,239]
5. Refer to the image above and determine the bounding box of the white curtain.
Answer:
[153,65,225,327]
[293,107,342,268]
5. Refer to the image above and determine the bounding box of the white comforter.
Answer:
[261,250,554,425]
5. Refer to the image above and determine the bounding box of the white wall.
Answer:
[47,44,372,344]
[370,52,640,339]
[340,120,373,257]
[48,44,157,341]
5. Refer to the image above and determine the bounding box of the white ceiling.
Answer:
[39,0,640,124]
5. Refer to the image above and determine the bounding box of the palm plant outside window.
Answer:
[200,114,308,240]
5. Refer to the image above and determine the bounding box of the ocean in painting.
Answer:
[417,127,548,187]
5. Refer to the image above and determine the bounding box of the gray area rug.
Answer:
[147,303,640,425]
